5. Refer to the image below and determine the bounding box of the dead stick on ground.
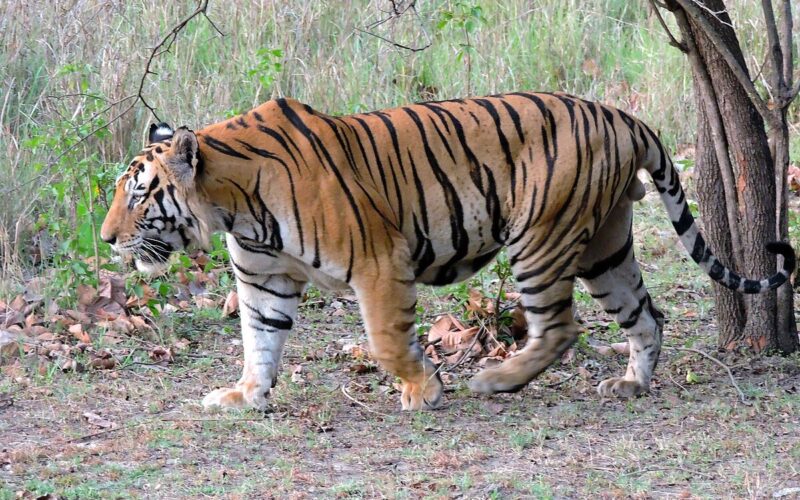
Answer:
[665,346,749,405]
[341,382,391,417]
[68,421,147,444]
[545,372,578,388]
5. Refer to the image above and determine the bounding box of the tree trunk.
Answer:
[669,0,779,351]
[693,98,746,341]
[772,121,799,353]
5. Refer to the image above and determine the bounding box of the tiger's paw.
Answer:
[202,383,270,411]
[468,365,529,394]
[597,377,648,398]
[400,373,444,410]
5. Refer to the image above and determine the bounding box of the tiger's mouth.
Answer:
[135,237,174,264]
[113,236,174,274]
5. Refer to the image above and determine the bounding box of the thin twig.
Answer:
[68,420,145,443]
[354,27,431,53]
[137,0,212,121]
[667,371,690,394]
[356,1,431,53]
[673,0,775,125]
[545,372,578,388]
[649,0,687,52]
[665,346,749,405]
[341,382,391,417]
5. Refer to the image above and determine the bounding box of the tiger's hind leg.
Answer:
[469,233,585,394]
[577,197,664,398]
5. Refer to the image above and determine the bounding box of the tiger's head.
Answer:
[100,123,211,274]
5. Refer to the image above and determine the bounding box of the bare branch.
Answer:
[673,7,744,269]
[779,0,793,93]
[0,1,221,195]
[357,1,431,53]
[203,11,225,37]
[761,0,786,97]
[354,27,431,52]
[649,0,688,52]
[137,0,213,121]
[665,346,749,405]
[688,0,734,28]
[674,0,776,126]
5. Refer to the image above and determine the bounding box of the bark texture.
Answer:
[669,0,780,350]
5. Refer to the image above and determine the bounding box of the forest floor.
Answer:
[2,192,800,499]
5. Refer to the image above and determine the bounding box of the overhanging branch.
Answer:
[674,0,775,126]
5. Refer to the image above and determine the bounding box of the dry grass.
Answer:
[2,0,791,294]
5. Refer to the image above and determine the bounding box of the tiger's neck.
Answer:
[193,144,287,250]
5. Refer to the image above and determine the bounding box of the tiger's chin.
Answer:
[134,259,169,276]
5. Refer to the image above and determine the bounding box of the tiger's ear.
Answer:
[148,122,174,145]
[166,127,200,186]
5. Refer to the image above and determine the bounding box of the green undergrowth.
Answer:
[3,0,797,301]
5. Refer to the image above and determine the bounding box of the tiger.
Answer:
[100,92,795,411]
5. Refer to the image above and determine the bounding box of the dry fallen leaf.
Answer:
[425,343,442,364]
[440,326,480,351]
[349,363,375,374]
[69,324,90,344]
[193,296,217,309]
[465,288,490,318]
[222,291,239,317]
[0,329,23,362]
[9,295,26,312]
[290,364,304,384]
[577,366,593,380]
[788,164,800,192]
[83,411,117,429]
[610,342,630,356]
[149,346,174,364]
[90,351,117,370]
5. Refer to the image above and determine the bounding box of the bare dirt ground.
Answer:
[2,193,800,499]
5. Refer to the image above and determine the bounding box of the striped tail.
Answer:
[645,142,795,293]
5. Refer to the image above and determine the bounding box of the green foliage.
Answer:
[435,2,487,92]
[247,48,284,91]
[437,2,487,33]
[22,62,120,299]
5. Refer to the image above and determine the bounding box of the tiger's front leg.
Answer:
[202,271,304,410]
[351,245,443,410]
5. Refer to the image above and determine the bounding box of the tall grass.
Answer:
[0,0,793,294]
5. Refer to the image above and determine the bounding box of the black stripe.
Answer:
[236,139,304,255]
[474,98,516,204]
[241,299,293,330]
[402,108,469,283]
[202,135,250,160]
[576,231,633,280]
[672,203,694,236]
[276,99,369,253]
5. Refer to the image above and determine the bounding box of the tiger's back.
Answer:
[195,92,644,288]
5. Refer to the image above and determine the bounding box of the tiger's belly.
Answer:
[414,245,503,286]
[227,234,351,292]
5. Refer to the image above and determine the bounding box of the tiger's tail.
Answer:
[644,135,794,293]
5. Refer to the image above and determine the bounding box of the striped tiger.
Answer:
[100,92,795,410]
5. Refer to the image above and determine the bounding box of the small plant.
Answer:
[25,62,120,303]
[436,2,487,95]
[247,48,284,100]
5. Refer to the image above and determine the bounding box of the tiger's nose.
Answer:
[102,234,117,245]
